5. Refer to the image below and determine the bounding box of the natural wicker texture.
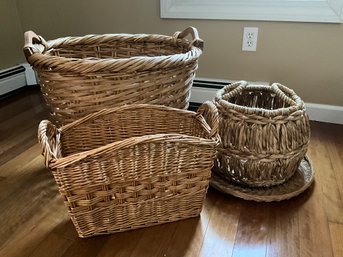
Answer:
[210,156,314,202]
[24,27,203,125]
[211,81,310,187]
[38,104,219,238]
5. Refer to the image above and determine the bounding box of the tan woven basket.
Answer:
[207,81,310,187]
[38,103,219,238]
[24,27,203,125]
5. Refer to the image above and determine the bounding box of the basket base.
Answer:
[75,213,201,238]
[210,156,314,202]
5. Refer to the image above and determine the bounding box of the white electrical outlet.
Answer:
[242,27,258,51]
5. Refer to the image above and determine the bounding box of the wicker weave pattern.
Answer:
[212,81,310,187]
[25,28,203,125]
[38,104,219,237]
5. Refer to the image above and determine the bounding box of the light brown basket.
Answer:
[24,27,203,125]
[38,103,219,238]
[207,81,310,187]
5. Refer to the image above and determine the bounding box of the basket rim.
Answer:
[40,104,220,170]
[61,104,210,132]
[48,33,189,48]
[49,133,217,169]
[215,81,306,117]
[26,32,203,73]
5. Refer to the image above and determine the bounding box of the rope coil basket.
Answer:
[24,27,204,125]
[210,81,310,187]
[38,103,219,238]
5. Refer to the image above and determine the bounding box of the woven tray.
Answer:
[210,156,314,202]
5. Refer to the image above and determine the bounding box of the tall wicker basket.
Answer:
[24,27,203,125]
[210,81,310,187]
[38,103,219,238]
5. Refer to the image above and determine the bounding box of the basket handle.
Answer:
[174,27,204,50]
[221,81,248,101]
[23,31,48,59]
[271,83,304,108]
[197,101,219,139]
[38,120,60,167]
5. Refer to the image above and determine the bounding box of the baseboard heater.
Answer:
[0,65,27,96]
[190,78,269,110]
[0,64,37,96]
[189,79,231,111]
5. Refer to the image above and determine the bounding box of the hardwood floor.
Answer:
[0,87,342,257]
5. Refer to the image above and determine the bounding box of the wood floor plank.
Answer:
[0,197,69,257]
[162,217,204,257]
[60,236,109,257]
[28,233,74,257]
[0,99,45,132]
[127,222,178,257]
[51,219,80,241]
[0,155,64,247]
[329,222,343,257]
[0,140,70,257]
[0,87,44,121]
[298,181,334,257]
[96,228,145,257]
[162,188,219,257]
[325,124,343,204]
[265,187,318,257]
[0,143,41,178]
[0,89,48,166]
[231,201,269,257]
[0,135,40,167]
[308,122,343,224]
[0,155,56,212]
[198,190,241,257]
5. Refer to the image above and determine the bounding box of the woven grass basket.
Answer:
[38,103,219,238]
[210,81,310,187]
[24,27,203,125]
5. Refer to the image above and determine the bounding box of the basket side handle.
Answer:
[197,101,219,139]
[271,83,304,109]
[221,80,248,101]
[38,120,60,167]
[174,27,204,50]
[23,31,48,60]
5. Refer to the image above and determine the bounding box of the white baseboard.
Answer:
[305,103,343,125]
[191,80,343,125]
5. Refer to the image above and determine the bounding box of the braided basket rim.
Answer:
[41,104,220,170]
[27,33,203,73]
[215,81,306,118]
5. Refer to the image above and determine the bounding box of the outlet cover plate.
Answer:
[242,27,258,51]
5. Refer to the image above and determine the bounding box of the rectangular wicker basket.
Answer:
[38,104,219,238]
